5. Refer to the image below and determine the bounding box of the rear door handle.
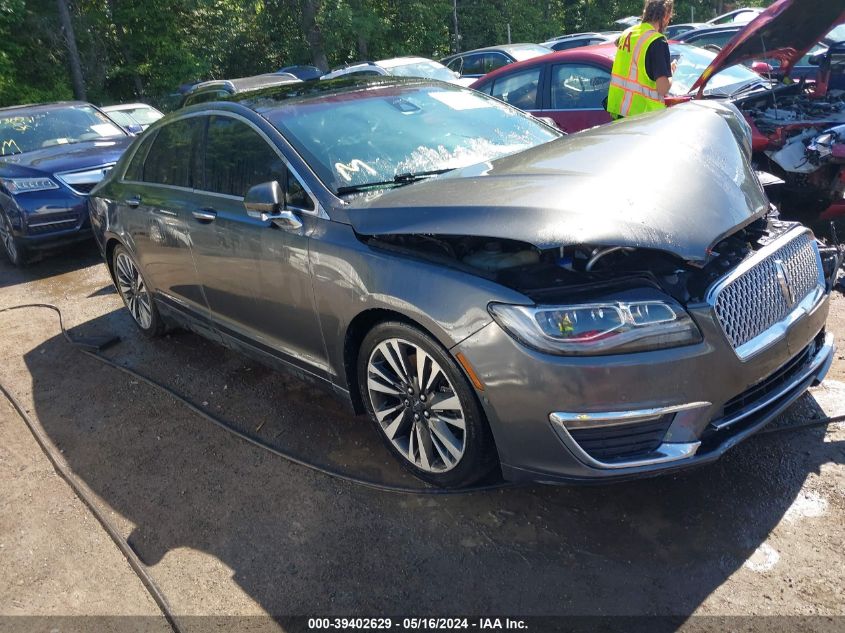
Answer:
[192,208,217,222]
[125,195,141,208]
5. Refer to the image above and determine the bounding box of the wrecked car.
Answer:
[89,78,838,488]
[690,0,845,232]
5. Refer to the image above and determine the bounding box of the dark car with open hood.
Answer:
[0,102,133,265]
[89,77,840,488]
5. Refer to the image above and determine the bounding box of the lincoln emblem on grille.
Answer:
[774,259,796,307]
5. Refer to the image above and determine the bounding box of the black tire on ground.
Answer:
[0,211,27,267]
[357,320,498,488]
[111,244,164,338]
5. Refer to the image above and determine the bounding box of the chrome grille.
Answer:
[711,230,824,357]
[55,164,113,196]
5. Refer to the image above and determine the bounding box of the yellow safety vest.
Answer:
[607,23,667,118]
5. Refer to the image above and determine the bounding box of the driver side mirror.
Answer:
[244,181,303,232]
[245,181,283,217]
[125,122,144,135]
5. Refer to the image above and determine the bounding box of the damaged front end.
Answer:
[362,217,841,333]
[743,90,845,225]
[734,58,845,230]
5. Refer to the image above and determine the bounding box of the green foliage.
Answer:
[0,0,774,109]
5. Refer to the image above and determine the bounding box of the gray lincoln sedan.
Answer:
[89,77,839,488]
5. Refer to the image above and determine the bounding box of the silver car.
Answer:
[89,77,838,488]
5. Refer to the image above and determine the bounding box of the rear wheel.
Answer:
[0,212,26,266]
[112,245,163,337]
[358,321,497,488]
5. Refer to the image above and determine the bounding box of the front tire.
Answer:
[112,245,163,337]
[358,321,497,488]
[0,211,26,266]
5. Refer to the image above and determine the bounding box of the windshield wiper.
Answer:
[336,168,454,196]
[725,80,771,99]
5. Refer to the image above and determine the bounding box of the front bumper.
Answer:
[4,190,93,251]
[454,288,833,484]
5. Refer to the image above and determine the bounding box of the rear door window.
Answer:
[142,118,200,187]
[123,131,157,182]
[480,53,510,74]
[201,115,285,199]
[490,67,542,109]
[550,64,610,110]
[461,55,484,76]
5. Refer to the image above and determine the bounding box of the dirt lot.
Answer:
[0,243,844,629]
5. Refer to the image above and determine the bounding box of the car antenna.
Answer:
[760,33,780,112]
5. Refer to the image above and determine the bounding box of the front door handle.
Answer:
[125,195,141,208]
[192,208,217,222]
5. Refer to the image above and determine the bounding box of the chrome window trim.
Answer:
[705,225,826,362]
[119,109,328,219]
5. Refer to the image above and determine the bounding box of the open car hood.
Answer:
[347,101,769,264]
[692,0,845,94]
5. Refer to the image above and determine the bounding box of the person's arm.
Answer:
[645,39,673,99]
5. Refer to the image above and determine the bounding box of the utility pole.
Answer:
[56,0,86,100]
[452,0,461,53]
[507,23,511,44]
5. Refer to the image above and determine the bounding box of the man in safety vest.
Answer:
[607,0,676,119]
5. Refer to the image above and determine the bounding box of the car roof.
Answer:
[102,103,156,111]
[676,24,740,40]
[0,101,92,114]
[376,56,436,68]
[469,43,617,87]
[188,73,300,95]
[545,32,604,42]
[449,43,550,56]
[215,76,443,113]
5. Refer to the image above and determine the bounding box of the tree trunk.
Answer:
[302,0,328,72]
[56,0,86,100]
[452,0,460,53]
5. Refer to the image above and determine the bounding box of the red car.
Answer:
[470,0,845,230]
[470,0,844,134]
[468,42,768,133]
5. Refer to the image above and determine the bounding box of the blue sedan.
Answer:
[0,102,133,265]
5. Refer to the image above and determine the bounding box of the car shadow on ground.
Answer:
[0,242,102,290]
[14,308,845,618]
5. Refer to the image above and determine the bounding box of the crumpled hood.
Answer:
[692,0,845,93]
[0,137,133,175]
[347,101,768,264]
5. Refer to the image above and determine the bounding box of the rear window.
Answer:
[142,118,200,187]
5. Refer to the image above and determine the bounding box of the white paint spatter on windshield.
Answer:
[783,490,829,523]
[744,543,780,573]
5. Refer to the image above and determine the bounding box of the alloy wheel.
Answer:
[366,338,467,473]
[115,251,153,330]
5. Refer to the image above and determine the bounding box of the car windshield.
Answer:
[669,43,762,95]
[386,60,456,82]
[509,45,553,61]
[828,25,845,43]
[263,83,560,195]
[0,104,125,155]
[116,106,162,125]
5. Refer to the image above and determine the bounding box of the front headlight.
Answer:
[489,299,702,356]
[1,177,60,194]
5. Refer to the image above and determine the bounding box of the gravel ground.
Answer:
[0,243,843,628]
